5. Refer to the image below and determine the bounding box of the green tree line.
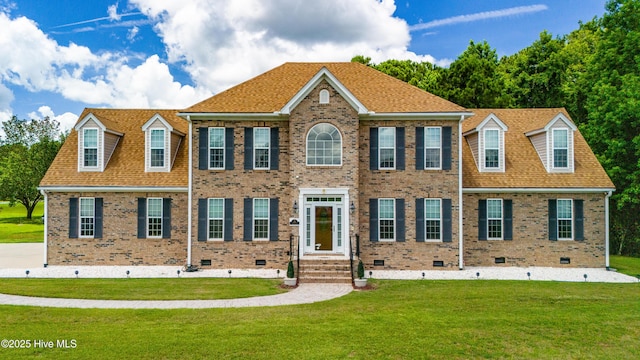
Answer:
[354,0,640,256]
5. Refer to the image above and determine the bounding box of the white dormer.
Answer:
[525,113,577,173]
[74,113,122,172]
[141,114,185,172]
[463,113,508,172]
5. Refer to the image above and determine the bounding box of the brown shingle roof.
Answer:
[183,62,466,114]
[462,108,614,189]
[40,108,188,188]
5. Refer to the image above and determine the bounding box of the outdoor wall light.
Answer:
[350,201,355,214]
[293,201,298,213]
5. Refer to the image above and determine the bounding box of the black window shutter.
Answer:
[369,199,378,242]
[269,198,279,241]
[416,127,424,170]
[243,198,252,241]
[270,128,279,170]
[162,198,171,239]
[503,199,513,240]
[416,198,425,242]
[442,126,452,170]
[548,199,558,241]
[198,127,208,170]
[396,127,405,170]
[244,128,253,170]
[443,198,452,242]
[225,128,234,170]
[224,198,234,241]
[574,199,584,241]
[197,198,207,241]
[69,198,78,239]
[370,128,378,170]
[94,198,103,239]
[137,198,146,239]
[478,199,487,240]
[396,198,405,242]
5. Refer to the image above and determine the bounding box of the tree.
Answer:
[0,118,63,219]
[581,0,640,255]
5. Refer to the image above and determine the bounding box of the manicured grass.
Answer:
[0,202,44,243]
[0,278,286,300]
[610,255,640,278]
[1,280,639,359]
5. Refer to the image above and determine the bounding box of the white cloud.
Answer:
[108,3,122,21]
[410,4,548,31]
[131,0,438,93]
[27,105,78,133]
[127,26,139,42]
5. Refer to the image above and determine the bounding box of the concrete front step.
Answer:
[298,276,352,284]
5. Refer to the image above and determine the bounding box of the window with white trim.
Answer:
[379,199,395,241]
[425,127,441,169]
[147,198,163,238]
[487,199,503,240]
[254,128,270,169]
[425,199,441,240]
[83,129,98,167]
[306,123,342,166]
[79,197,95,237]
[209,128,225,169]
[379,127,395,169]
[553,129,569,169]
[484,129,500,169]
[150,129,165,168]
[208,198,224,240]
[557,199,573,239]
[253,198,269,239]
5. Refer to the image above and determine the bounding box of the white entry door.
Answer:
[303,196,345,254]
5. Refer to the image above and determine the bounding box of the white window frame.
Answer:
[306,123,342,166]
[253,128,270,170]
[208,127,225,170]
[147,198,163,238]
[378,127,396,170]
[253,198,270,240]
[424,198,442,242]
[208,198,224,240]
[149,128,166,168]
[79,197,95,238]
[82,128,99,169]
[484,129,500,169]
[378,198,395,241]
[487,198,503,240]
[557,199,573,240]
[424,127,442,170]
[552,128,569,170]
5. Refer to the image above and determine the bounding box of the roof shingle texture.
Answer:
[183,62,466,113]
[462,108,614,189]
[40,108,188,187]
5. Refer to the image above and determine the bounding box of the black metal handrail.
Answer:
[349,234,354,282]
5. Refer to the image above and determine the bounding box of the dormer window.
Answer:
[484,129,500,169]
[142,114,184,173]
[150,129,166,168]
[83,128,98,168]
[552,129,569,169]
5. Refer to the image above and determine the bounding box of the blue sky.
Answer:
[0,0,607,134]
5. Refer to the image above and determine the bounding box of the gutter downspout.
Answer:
[458,116,464,270]
[605,190,612,269]
[41,189,48,267]
[187,116,193,266]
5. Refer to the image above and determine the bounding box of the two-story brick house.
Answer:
[39,62,615,279]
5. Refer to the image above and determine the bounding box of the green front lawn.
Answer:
[0,202,44,243]
[0,278,285,300]
[1,280,639,359]
[611,255,640,278]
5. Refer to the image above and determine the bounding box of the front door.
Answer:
[302,195,345,254]
[315,206,333,251]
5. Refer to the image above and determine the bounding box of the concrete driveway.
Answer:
[0,243,43,269]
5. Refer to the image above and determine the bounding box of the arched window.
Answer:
[306,123,342,166]
[319,89,330,104]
